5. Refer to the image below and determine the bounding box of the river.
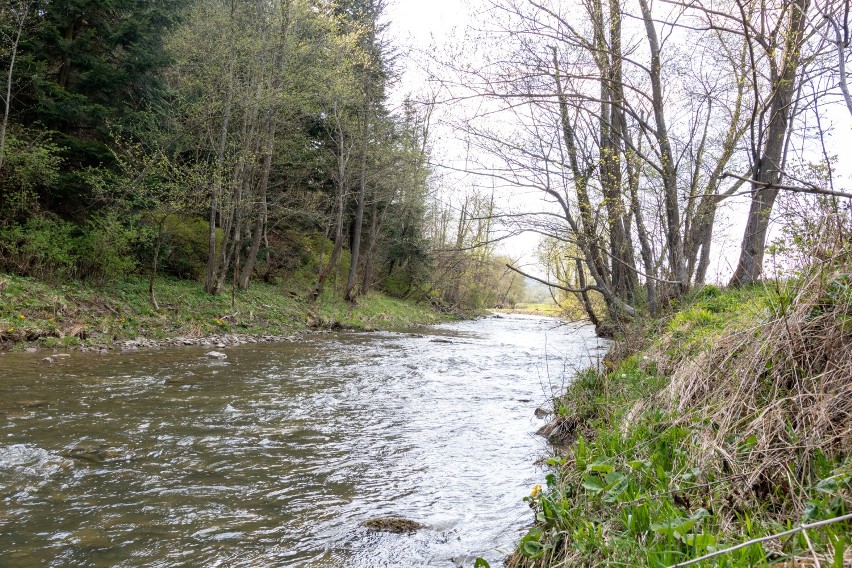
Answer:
[0,313,608,567]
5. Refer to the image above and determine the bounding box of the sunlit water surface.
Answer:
[0,314,608,567]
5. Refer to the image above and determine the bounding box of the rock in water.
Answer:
[360,517,426,533]
[41,357,54,364]
[70,528,112,549]
[14,400,48,408]
[205,351,227,360]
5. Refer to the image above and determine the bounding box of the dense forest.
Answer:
[0,0,526,313]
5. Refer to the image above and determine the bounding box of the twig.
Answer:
[668,512,852,568]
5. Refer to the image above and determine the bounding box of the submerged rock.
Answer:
[205,351,227,360]
[360,516,426,533]
[164,375,201,385]
[14,400,49,408]
[70,528,112,549]
[41,356,54,364]
[62,445,131,464]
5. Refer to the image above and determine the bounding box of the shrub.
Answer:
[0,215,76,279]
[73,212,138,283]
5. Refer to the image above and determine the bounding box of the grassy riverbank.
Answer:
[0,272,453,350]
[508,273,852,567]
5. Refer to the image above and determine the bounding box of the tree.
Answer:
[440,0,749,322]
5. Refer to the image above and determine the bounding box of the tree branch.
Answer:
[505,263,601,295]
[721,172,852,199]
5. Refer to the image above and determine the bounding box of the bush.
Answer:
[74,212,138,283]
[156,214,212,281]
[0,212,138,284]
[0,215,76,279]
[0,130,64,220]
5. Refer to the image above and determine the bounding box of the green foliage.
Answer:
[74,212,138,283]
[0,130,64,219]
[0,215,76,279]
[148,214,214,281]
[0,213,137,283]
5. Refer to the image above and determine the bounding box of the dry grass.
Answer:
[659,264,852,510]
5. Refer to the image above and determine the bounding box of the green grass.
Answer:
[0,273,451,350]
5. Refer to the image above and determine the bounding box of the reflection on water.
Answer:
[0,314,608,567]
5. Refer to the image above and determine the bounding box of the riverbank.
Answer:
[509,275,852,567]
[0,273,456,352]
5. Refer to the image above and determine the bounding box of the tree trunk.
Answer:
[310,191,346,303]
[149,215,166,310]
[638,0,685,289]
[0,1,29,178]
[359,194,380,295]
[238,122,274,290]
[345,91,370,302]
[730,0,809,286]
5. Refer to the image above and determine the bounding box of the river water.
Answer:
[0,313,607,567]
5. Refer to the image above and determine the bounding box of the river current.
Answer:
[0,313,608,567]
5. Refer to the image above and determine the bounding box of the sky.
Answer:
[382,0,852,284]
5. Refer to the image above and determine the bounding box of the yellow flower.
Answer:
[18,314,25,319]
[530,484,542,498]
[7,327,14,333]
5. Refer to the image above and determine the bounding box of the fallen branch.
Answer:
[669,512,852,568]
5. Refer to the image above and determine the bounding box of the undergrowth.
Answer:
[507,265,852,567]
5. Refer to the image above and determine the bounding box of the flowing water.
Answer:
[0,313,608,567]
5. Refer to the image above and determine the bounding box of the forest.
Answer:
[0,0,526,318]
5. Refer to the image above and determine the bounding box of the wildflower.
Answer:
[530,484,542,498]
[18,314,25,319]
[7,327,14,333]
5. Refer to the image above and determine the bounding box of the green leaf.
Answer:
[682,533,716,549]
[520,539,543,558]
[587,461,614,474]
[651,517,698,538]
[474,558,491,568]
[627,460,650,471]
[582,474,605,494]
[603,474,629,504]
